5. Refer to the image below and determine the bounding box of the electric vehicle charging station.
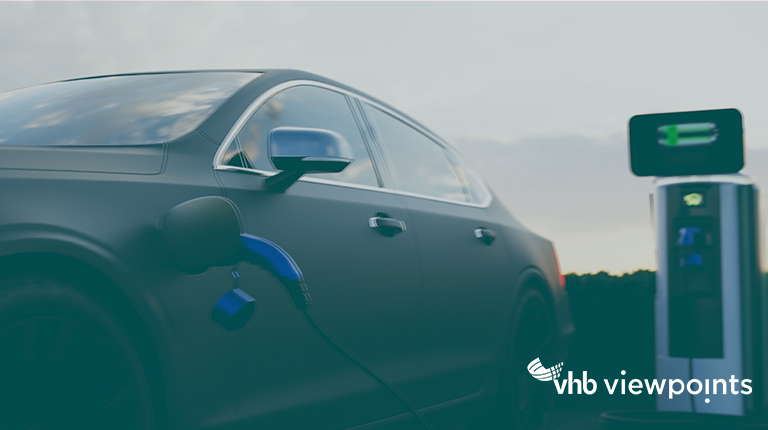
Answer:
[629,109,768,417]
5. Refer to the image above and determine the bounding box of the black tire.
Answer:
[475,288,558,430]
[0,275,155,430]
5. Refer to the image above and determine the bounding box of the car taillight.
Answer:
[553,245,565,289]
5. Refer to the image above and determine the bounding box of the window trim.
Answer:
[212,79,492,208]
[342,93,385,188]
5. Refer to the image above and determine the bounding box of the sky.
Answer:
[2,2,768,274]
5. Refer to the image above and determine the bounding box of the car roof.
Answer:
[56,69,267,83]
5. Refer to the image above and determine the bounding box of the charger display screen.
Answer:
[629,108,743,177]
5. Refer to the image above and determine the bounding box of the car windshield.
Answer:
[0,72,260,146]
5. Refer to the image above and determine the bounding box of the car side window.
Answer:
[448,152,492,205]
[364,104,468,203]
[230,85,380,188]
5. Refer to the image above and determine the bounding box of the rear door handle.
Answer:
[474,228,497,245]
[369,216,406,237]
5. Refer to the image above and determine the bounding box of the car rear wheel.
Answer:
[471,287,557,430]
[0,276,155,430]
[506,288,557,430]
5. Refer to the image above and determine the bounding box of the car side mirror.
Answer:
[266,126,354,192]
[160,196,243,273]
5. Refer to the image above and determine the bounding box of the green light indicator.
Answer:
[658,122,718,147]
[683,193,704,207]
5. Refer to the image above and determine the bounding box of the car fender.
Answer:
[479,265,558,395]
[0,224,179,427]
[505,265,572,363]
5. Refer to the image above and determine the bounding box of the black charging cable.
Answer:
[288,281,433,430]
[238,234,434,430]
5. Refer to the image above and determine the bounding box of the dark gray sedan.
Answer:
[0,70,573,430]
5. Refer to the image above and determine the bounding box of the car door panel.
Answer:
[360,101,513,406]
[216,161,423,429]
[398,195,512,405]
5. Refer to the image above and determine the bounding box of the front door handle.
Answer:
[474,228,497,245]
[369,216,406,237]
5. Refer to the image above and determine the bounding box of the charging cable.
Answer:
[239,234,434,430]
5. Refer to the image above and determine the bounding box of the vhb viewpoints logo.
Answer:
[526,357,753,403]
[527,357,563,382]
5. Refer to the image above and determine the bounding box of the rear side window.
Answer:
[0,72,258,146]
[448,152,492,205]
[230,85,380,188]
[365,104,468,203]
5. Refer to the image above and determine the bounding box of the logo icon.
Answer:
[527,357,563,382]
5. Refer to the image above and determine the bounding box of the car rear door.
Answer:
[361,102,513,406]
[213,83,424,429]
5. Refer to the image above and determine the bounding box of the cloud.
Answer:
[454,135,768,274]
[3,2,768,272]
[452,134,654,273]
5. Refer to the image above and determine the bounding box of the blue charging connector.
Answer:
[238,234,312,310]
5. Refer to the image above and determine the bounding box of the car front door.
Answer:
[361,102,513,406]
[213,83,423,429]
